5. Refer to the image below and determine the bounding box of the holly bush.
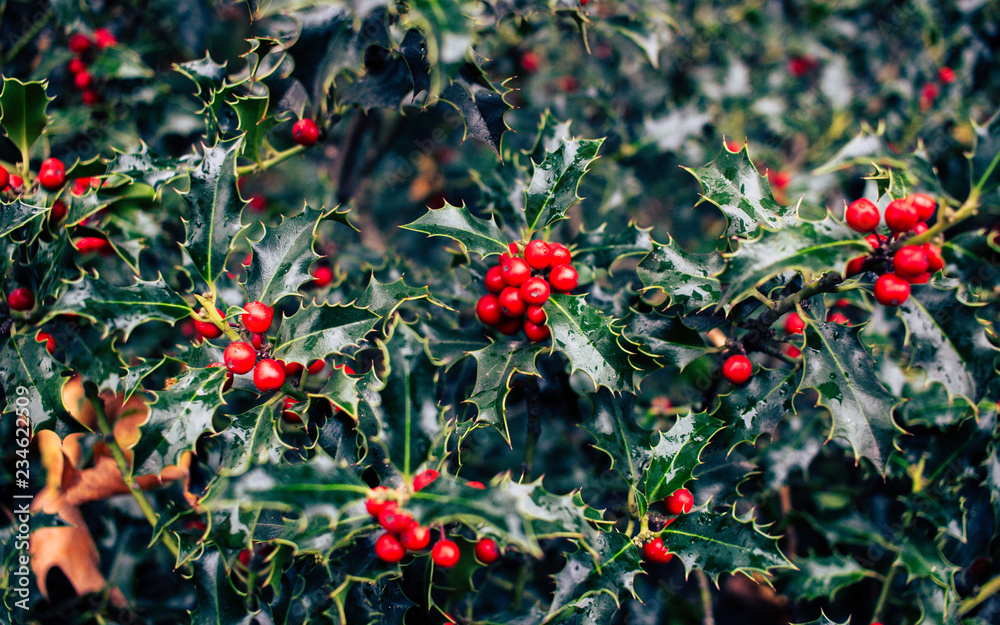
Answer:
[2,1,1000,624]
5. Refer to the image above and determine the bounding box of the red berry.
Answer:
[920,82,940,109]
[559,75,579,92]
[912,221,929,235]
[908,193,937,221]
[0,165,8,191]
[874,274,911,306]
[495,316,522,336]
[938,67,956,84]
[865,233,883,249]
[375,533,406,563]
[379,509,416,534]
[400,525,431,551]
[242,301,274,334]
[525,305,547,325]
[893,245,929,278]
[477,294,504,325]
[247,193,267,212]
[224,341,256,374]
[238,548,252,568]
[68,58,87,74]
[94,27,117,49]
[786,345,801,358]
[524,240,551,270]
[642,538,674,564]
[549,243,572,266]
[194,307,225,339]
[664,487,694,515]
[366,487,391,517]
[312,265,333,287]
[768,170,791,189]
[499,287,527,317]
[251,333,263,349]
[75,236,110,254]
[827,312,850,325]
[523,320,551,342]
[784,313,805,335]
[8,287,34,311]
[254,359,286,392]
[520,276,551,305]
[81,90,100,105]
[845,198,880,233]
[475,538,501,564]
[308,359,326,374]
[8,174,23,193]
[74,70,93,90]
[431,540,461,568]
[208,362,234,391]
[467,481,486,489]
[500,256,531,287]
[521,51,540,73]
[722,355,752,384]
[68,33,93,55]
[292,119,320,146]
[884,198,920,232]
[484,265,506,293]
[924,244,944,273]
[38,158,66,191]
[36,331,56,355]
[905,273,930,285]
[413,469,439,492]
[549,264,579,292]
[72,177,93,196]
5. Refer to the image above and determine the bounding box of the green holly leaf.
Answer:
[40,276,192,341]
[107,143,186,193]
[714,366,799,451]
[546,294,639,394]
[218,402,292,476]
[191,550,267,625]
[581,390,652,486]
[645,410,723,502]
[902,283,998,402]
[355,319,446,478]
[894,534,960,589]
[546,532,641,619]
[799,321,904,475]
[242,203,327,305]
[465,342,544,442]
[0,334,71,433]
[970,108,1000,194]
[618,309,708,371]
[229,94,280,164]
[353,276,452,320]
[272,304,380,365]
[180,137,245,286]
[0,199,46,238]
[661,507,793,582]
[0,77,52,166]
[684,146,796,237]
[637,238,724,312]
[439,76,512,156]
[790,613,850,625]
[401,201,509,259]
[718,216,867,310]
[780,555,871,601]
[568,222,653,271]
[523,137,603,235]
[412,314,490,366]
[897,382,976,429]
[133,366,228,475]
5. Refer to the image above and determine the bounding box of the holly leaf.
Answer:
[401,201,509,259]
[581,390,652,486]
[272,303,380,365]
[546,532,641,619]
[637,238,724,311]
[191,549,269,625]
[354,276,451,319]
[684,146,796,237]
[133,366,228,475]
[0,77,52,164]
[545,294,639,394]
[465,342,544,443]
[355,318,446,477]
[718,216,868,310]
[661,507,793,582]
[0,334,71,433]
[218,402,292,476]
[618,309,708,371]
[893,534,960,589]
[228,94,281,165]
[970,108,1000,194]
[108,143,187,193]
[645,410,723,502]
[438,73,511,156]
[714,366,799,451]
[523,137,603,234]
[568,222,653,271]
[790,613,851,625]
[0,199,46,238]
[180,137,245,286]
[798,321,904,475]
[781,555,871,601]
[242,203,326,305]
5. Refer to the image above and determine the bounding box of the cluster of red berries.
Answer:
[194,301,288,392]
[642,487,695,563]
[919,67,956,111]
[369,471,502,567]
[844,193,944,307]
[1,158,68,197]
[66,29,117,105]
[476,241,578,341]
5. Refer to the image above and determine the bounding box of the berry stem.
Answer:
[83,381,183,562]
[695,570,715,625]
[872,564,898,621]
[192,293,242,342]
[236,143,308,176]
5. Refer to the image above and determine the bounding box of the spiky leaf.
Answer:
[545,294,638,393]
[242,203,326,305]
[272,304,380,365]
[547,532,641,618]
[465,342,544,442]
[524,138,603,234]
[0,77,51,163]
[645,410,723,502]
[401,202,509,259]
[637,238,724,311]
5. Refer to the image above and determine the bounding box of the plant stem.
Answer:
[192,293,243,342]
[695,570,715,625]
[236,144,308,176]
[958,571,1000,617]
[83,382,180,560]
[872,564,898,621]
